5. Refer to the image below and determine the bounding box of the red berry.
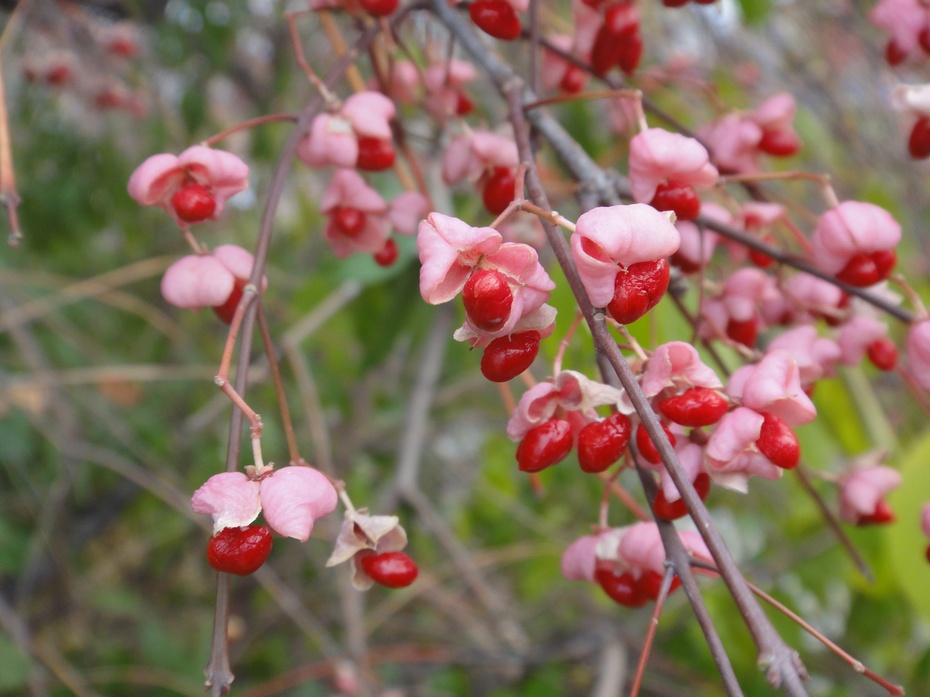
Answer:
[920,25,930,54]
[333,206,366,236]
[590,25,623,77]
[866,337,898,371]
[577,413,633,473]
[213,280,245,325]
[670,249,702,274]
[207,525,273,576]
[516,418,573,472]
[748,236,776,268]
[606,259,670,325]
[908,116,930,159]
[602,4,639,35]
[653,472,711,522]
[480,331,540,382]
[886,39,907,66]
[758,128,801,157]
[468,0,522,41]
[482,166,517,215]
[595,568,649,607]
[649,180,701,221]
[171,183,217,223]
[456,91,475,116]
[693,0,716,4]
[756,412,799,469]
[358,0,398,16]
[726,316,758,347]
[637,569,681,601]
[835,249,897,287]
[108,37,138,58]
[356,137,396,171]
[856,499,895,526]
[373,238,399,267]
[662,0,691,7]
[559,64,587,93]
[617,31,644,75]
[45,63,72,86]
[635,422,676,465]
[462,268,514,332]
[360,551,419,587]
[657,387,729,427]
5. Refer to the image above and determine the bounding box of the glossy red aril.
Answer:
[213,280,245,325]
[758,129,801,157]
[462,268,513,332]
[920,25,930,54]
[726,316,758,347]
[356,137,396,171]
[866,337,898,371]
[480,331,540,382]
[606,259,670,325]
[334,207,365,236]
[661,0,691,6]
[516,418,573,472]
[835,249,896,287]
[595,568,649,607]
[885,39,907,66]
[207,525,272,576]
[649,180,701,221]
[749,236,775,268]
[637,570,681,601]
[171,183,216,223]
[856,499,895,526]
[909,117,930,159]
[577,413,633,473]
[468,0,522,41]
[653,472,711,521]
[559,65,587,93]
[657,387,729,427]
[359,0,398,16]
[373,238,398,267]
[617,31,644,75]
[756,412,799,469]
[635,422,676,465]
[456,92,475,116]
[360,551,419,587]
[482,166,516,215]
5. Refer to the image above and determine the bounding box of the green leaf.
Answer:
[738,0,771,25]
[0,634,32,692]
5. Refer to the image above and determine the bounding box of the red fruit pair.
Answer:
[834,249,896,287]
[656,387,729,428]
[590,13,642,76]
[577,413,632,473]
[171,182,216,223]
[756,412,799,469]
[481,166,517,215]
[649,180,701,221]
[653,472,711,521]
[360,551,419,587]
[635,422,676,464]
[469,0,522,41]
[356,137,396,171]
[516,418,573,472]
[462,268,513,332]
[595,567,680,607]
[207,525,273,576]
[606,259,671,325]
[480,331,540,382]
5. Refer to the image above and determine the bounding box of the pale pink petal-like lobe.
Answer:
[191,472,262,533]
[161,255,235,309]
[740,350,816,426]
[259,466,338,541]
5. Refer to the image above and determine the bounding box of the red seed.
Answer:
[595,568,649,607]
[756,412,799,469]
[482,166,517,215]
[373,238,399,267]
[356,137,396,171]
[653,472,711,522]
[577,413,632,473]
[606,259,670,325]
[649,180,701,221]
[866,337,898,372]
[462,268,514,333]
[333,207,366,236]
[516,418,574,472]
[835,249,896,287]
[635,422,676,465]
[360,551,419,587]
[468,0,522,41]
[171,183,217,223]
[909,116,930,159]
[856,499,896,526]
[657,387,729,427]
[207,525,273,576]
[358,0,398,16]
[480,331,540,382]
